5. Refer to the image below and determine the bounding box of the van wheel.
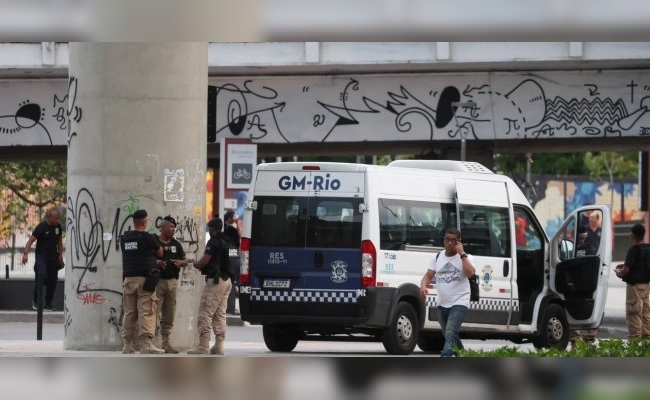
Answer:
[263,324,299,352]
[417,331,444,353]
[533,304,569,350]
[381,302,418,355]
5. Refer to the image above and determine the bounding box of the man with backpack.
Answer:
[188,217,233,355]
[614,223,650,339]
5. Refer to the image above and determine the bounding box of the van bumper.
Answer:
[238,286,395,328]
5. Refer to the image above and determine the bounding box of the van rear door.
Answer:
[248,167,365,317]
[550,205,611,328]
[455,178,516,327]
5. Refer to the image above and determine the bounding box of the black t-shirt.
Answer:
[223,225,240,249]
[32,221,62,259]
[156,235,186,280]
[623,243,650,285]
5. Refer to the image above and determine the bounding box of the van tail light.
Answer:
[361,240,376,287]
[240,237,251,285]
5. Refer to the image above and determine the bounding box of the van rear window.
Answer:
[251,196,363,249]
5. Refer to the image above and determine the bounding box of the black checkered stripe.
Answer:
[425,296,519,311]
[251,289,359,303]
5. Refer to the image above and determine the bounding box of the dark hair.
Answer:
[224,210,235,221]
[631,223,645,239]
[444,227,461,239]
[163,215,177,227]
[131,209,148,220]
[207,218,223,230]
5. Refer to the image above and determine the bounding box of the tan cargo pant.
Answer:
[155,278,178,337]
[197,276,232,339]
[121,276,158,341]
[626,282,650,338]
[570,328,598,343]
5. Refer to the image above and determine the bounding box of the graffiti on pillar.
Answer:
[52,76,83,147]
[209,71,650,145]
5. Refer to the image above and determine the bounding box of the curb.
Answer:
[0,311,246,327]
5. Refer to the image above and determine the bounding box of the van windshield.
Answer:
[251,196,363,249]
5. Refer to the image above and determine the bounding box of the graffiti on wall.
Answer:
[528,177,642,237]
[208,71,650,144]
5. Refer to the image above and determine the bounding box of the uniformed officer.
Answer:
[120,209,164,354]
[155,216,188,353]
[188,218,233,355]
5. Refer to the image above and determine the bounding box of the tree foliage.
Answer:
[495,152,638,178]
[0,160,67,237]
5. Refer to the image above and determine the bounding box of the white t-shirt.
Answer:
[427,252,474,308]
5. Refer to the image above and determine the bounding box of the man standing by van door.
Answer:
[615,224,650,339]
[155,216,188,353]
[223,210,240,314]
[188,218,233,355]
[419,227,476,357]
[570,226,599,349]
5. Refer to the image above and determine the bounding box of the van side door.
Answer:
[550,205,611,328]
[455,178,516,327]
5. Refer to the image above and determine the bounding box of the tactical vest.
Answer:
[203,235,233,280]
[121,230,157,277]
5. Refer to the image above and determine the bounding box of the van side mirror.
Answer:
[559,239,574,262]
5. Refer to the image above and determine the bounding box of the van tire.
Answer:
[381,301,419,355]
[417,331,445,353]
[532,304,569,350]
[262,324,299,352]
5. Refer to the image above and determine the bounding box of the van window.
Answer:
[379,198,456,250]
[251,196,363,249]
[459,205,510,257]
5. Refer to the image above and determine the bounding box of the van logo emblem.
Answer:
[330,260,348,283]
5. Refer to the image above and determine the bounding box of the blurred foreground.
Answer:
[1,357,649,400]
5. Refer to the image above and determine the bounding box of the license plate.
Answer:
[263,279,291,289]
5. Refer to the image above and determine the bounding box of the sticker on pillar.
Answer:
[164,168,185,202]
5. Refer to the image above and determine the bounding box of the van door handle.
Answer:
[314,251,324,268]
[503,260,510,277]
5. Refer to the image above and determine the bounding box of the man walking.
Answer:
[188,218,233,355]
[22,207,64,311]
[120,209,164,354]
[155,216,188,353]
[419,228,476,356]
[615,223,650,339]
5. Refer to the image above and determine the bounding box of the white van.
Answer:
[238,160,611,355]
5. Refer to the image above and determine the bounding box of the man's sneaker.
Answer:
[45,304,56,311]
[32,301,38,310]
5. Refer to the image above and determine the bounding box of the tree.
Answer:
[0,160,67,238]
[584,151,638,210]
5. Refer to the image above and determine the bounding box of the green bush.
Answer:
[457,339,650,357]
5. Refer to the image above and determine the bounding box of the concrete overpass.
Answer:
[1,42,650,164]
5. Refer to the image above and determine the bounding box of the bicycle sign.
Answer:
[231,163,253,185]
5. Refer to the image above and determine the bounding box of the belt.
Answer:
[205,275,230,284]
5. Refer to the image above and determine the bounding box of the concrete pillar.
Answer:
[64,43,207,350]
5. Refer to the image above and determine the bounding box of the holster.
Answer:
[142,267,160,292]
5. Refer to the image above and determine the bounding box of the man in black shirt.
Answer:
[154,216,188,353]
[22,208,64,311]
[223,210,240,314]
[120,209,164,354]
[615,224,650,339]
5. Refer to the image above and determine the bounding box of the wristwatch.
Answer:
[460,253,468,259]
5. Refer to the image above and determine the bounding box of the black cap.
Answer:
[224,210,235,221]
[163,215,177,226]
[207,218,223,229]
[131,210,148,219]
[631,223,645,238]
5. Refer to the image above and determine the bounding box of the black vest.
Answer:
[121,230,157,277]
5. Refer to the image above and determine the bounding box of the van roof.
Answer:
[388,160,493,174]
